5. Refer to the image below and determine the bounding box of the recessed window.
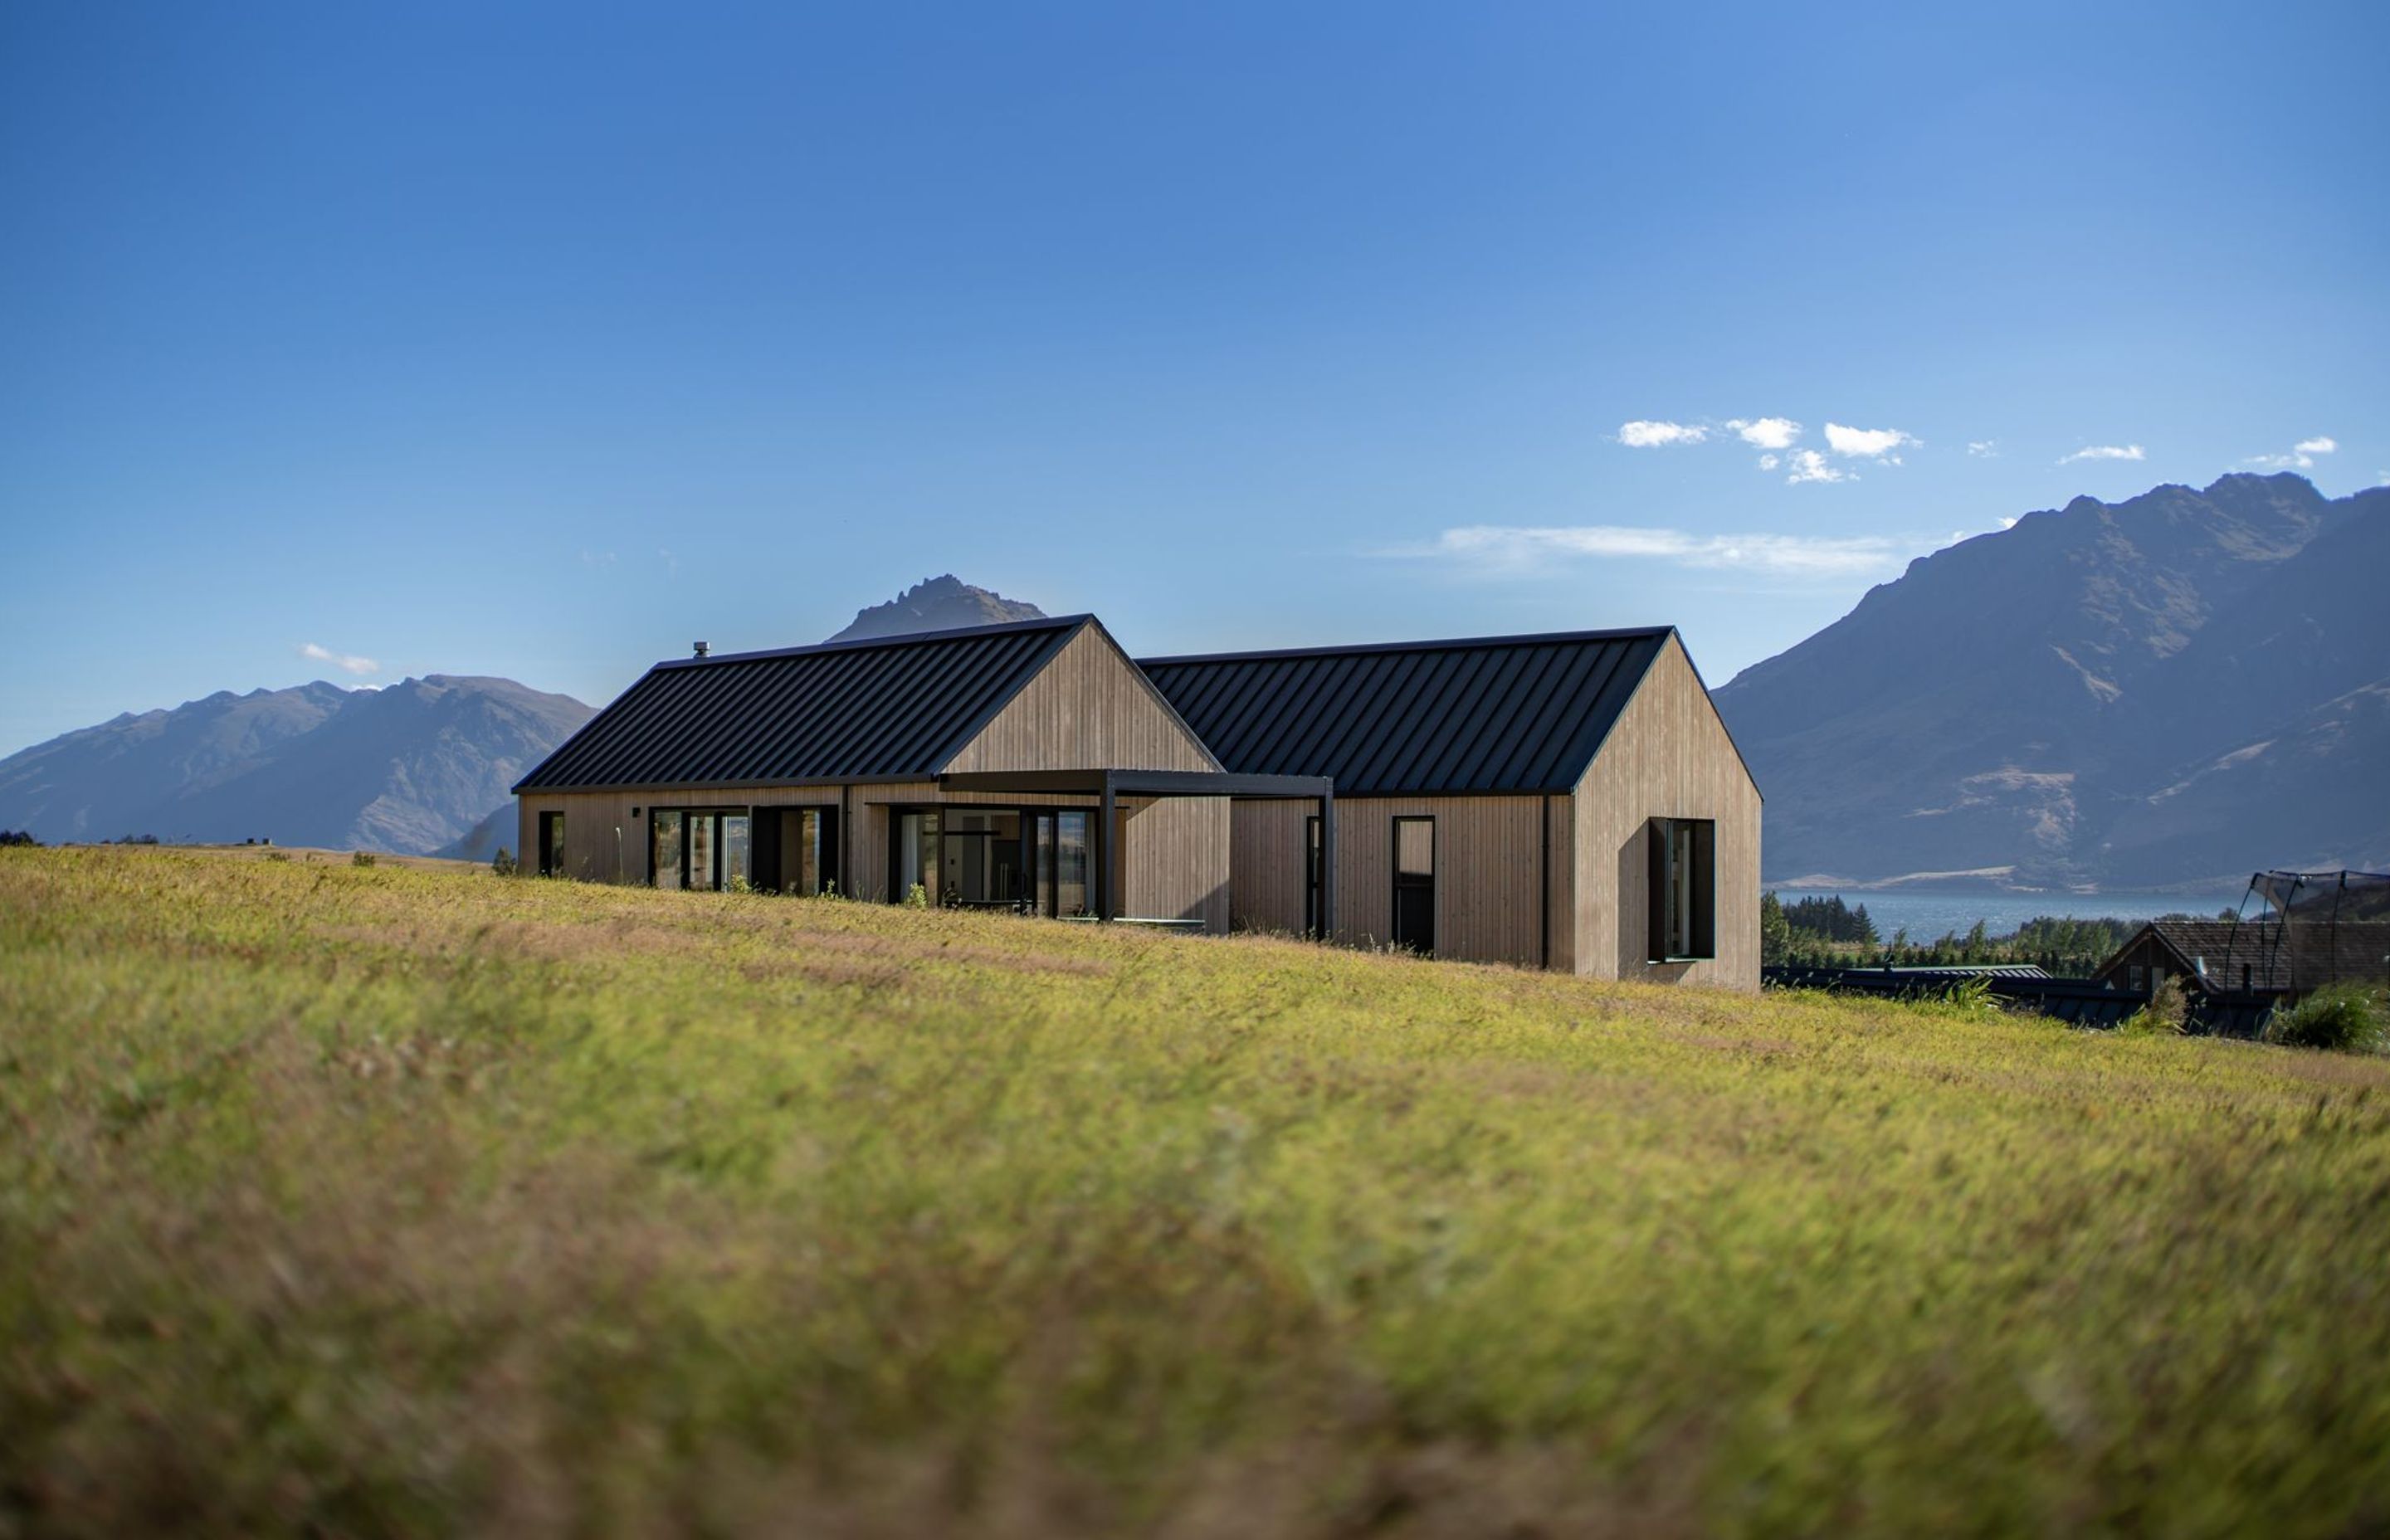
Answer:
[1646,817,1715,962]
[1393,816,1434,954]
[538,811,566,877]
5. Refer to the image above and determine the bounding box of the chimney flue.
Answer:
[693,641,710,659]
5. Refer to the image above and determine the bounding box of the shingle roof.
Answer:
[1137,626,1680,796]
[515,616,1089,792]
[2119,918,2390,994]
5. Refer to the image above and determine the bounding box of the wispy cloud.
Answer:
[1410,524,1901,578]
[1823,422,1917,461]
[1784,448,1850,484]
[2059,443,2145,464]
[1968,440,1998,458]
[299,642,380,677]
[2244,435,2338,470]
[1616,419,1709,447]
[580,548,617,567]
[1726,417,1802,451]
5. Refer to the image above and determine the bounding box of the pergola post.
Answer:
[1098,772,1118,922]
[1318,785,1335,941]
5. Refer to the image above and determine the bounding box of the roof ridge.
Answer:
[656,614,1090,670]
[1138,623,1676,668]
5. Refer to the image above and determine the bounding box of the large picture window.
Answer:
[890,805,1094,916]
[750,807,839,895]
[1646,817,1716,962]
[650,808,751,891]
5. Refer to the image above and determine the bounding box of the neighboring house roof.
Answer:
[1137,626,1682,796]
[515,616,1090,792]
[2100,918,2390,994]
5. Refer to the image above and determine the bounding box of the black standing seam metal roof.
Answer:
[513,616,1095,792]
[1136,626,1684,796]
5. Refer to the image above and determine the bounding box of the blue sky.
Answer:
[2,1,2384,752]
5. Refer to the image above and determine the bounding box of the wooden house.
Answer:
[515,616,1763,987]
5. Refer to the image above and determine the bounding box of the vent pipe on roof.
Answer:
[693,641,710,659]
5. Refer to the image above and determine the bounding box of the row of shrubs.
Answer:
[2111,975,2388,1055]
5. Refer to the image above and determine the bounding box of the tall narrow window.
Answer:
[651,811,684,890]
[1305,815,1324,938]
[688,814,717,891]
[538,811,566,877]
[1392,816,1434,954]
[1056,811,1090,917]
[722,814,750,890]
[1646,817,1716,962]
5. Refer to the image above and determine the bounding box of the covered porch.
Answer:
[935,768,1334,933]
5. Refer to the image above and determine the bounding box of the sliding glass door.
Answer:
[891,806,1094,917]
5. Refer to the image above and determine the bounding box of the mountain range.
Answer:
[5,495,2378,890]
[1713,472,2389,889]
[0,578,1053,857]
[0,676,594,855]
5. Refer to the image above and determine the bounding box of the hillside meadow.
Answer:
[2,847,2388,1538]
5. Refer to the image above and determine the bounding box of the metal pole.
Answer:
[1318,784,1335,941]
[1099,772,1117,922]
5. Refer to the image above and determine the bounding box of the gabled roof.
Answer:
[515,616,1091,792]
[1137,626,1680,796]
[2104,917,2390,994]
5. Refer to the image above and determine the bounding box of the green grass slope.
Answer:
[3,848,2387,1537]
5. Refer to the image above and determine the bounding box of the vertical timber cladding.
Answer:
[1571,634,1762,990]
[519,787,841,886]
[944,623,1218,775]
[844,786,1229,928]
[1227,795,1575,968]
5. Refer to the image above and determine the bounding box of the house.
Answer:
[515,614,1762,987]
[1139,626,1760,986]
[2095,916,2390,1001]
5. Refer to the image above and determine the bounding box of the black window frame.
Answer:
[1305,814,1324,939]
[1392,815,1435,955]
[647,806,754,892]
[885,802,1102,917]
[749,805,841,896]
[1646,816,1717,963]
[537,811,566,877]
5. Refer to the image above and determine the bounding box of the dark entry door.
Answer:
[1392,816,1434,954]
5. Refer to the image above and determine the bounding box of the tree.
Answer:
[1760,891,1791,965]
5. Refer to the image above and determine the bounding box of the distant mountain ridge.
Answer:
[0,675,593,854]
[827,575,1047,642]
[1714,472,2390,889]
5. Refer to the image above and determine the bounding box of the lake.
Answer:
[1768,885,2254,941]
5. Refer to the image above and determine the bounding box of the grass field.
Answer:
[4,847,2388,1537]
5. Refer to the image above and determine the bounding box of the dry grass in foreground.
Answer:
[2,846,2388,1538]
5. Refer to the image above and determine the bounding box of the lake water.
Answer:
[1769,886,2253,941]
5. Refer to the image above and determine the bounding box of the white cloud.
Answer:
[580,548,617,567]
[2059,444,2145,464]
[1823,422,1917,460]
[1757,453,1781,471]
[1998,515,2019,530]
[1968,441,1998,457]
[1784,448,1851,484]
[300,642,380,677]
[1417,524,1904,578]
[1726,417,1802,451]
[2245,435,2339,470]
[1615,419,1709,448]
